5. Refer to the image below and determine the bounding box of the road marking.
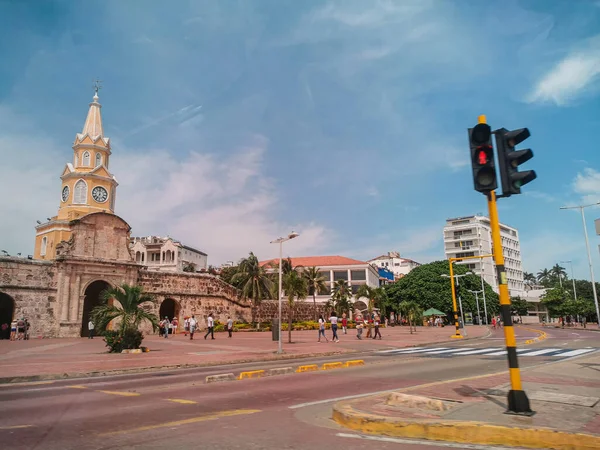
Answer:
[99,409,261,436]
[557,348,596,357]
[518,348,561,356]
[0,381,55,388]
[0,425,33,430]
[450,347,498,355]
[167,398,197,404]
[426,348,474,355]
[98,390,140,397]
[378,347,424,353]
[336,432,518,449]
[68,385,88,389]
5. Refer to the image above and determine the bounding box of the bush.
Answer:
[103,329,144,353]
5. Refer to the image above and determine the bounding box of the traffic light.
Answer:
[495,128,537,197]
[468,123,497,193]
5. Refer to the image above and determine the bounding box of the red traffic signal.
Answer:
[468,124,497,193]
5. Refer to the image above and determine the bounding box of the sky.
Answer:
[1,0,600,279]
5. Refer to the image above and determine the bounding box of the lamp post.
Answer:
[478,270,489,325]
[467,289,483,325]
[560,260,577,301]
[560,202,600,328]
[441,271,473,336]
[270,231,299,354]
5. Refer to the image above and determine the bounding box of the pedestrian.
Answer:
[341,313,348,335]
[16,317,25,340]
[318,315,329,343]
[491,317,496,329]
[24,318,30,340]
[373,315,382,340]
[356,322,363,340]
[189,315,197,340]
[10,319,17,341]
[366,316,373,338]
[88,319,95,339]
[162,316,170,338]
[184,316,190,337]
[227,316,233,338]
[1,322,8,340]
[204,313,215,340]
[329,311,339,343]
[172,317,178,334]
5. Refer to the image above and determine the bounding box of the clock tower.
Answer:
[34,89,119,260]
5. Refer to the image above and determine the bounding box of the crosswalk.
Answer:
[377,346,597,359]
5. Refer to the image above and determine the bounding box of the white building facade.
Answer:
[367,251,421,280]
[130,236,208,272]
[443,215,525,297]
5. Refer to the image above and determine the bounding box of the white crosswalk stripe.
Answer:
[376,347,597,359]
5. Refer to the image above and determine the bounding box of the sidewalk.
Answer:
[333,350,600,450]
[0,325,488,382]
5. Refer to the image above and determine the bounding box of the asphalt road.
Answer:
[1,326,597,450]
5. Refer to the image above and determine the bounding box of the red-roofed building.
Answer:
[259,255,380,305]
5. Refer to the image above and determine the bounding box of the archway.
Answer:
[352,300,368,314]
[159,298,180,334]
[0,293,15,340]
[81,280,110,337]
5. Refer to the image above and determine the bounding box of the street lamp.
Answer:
[476,270,489,325]
[441,271,473,336]
[467,289,483,325]
[560,260,577,301]
[270,231,300,354]
[560,202,600,328]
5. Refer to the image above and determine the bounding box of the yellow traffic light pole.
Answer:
[479,114,533,415]
[448,254,493,339]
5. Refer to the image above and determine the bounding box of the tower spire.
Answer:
[82,80,104,139]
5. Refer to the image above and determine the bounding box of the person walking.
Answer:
[88,319,95,339]
[204,313,215,340]
[329,311,339,343]
[341,313,348,335]
[172,317,178,334]
[184,316,190,337]
[373,315,382,340]
[226,316,233,338]
[10,319,17,341]
[189,315,197,340]
[162,316,170,338]
[317,315,329,343]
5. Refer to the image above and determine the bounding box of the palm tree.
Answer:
[523,272,536,286]
[537,268,551,283]
[231,252,273,324]
[331,279,352,316]
[91,283,159,335]
[355,285,385,318]
[398,300,422,334]
[283,269,308,343]
[303,266,327,320]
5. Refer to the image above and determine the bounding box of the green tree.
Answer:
[219,265,239,285]
[510,296,529,319]
[551,264,567,280]
[537,268,551,285]
[541,287,570,318]
[523,272,536,286]
[384,260,499,319]
[91,284,159,351]
[183,262,196,273]
[303,266,327,320]
[283,269,307,343]
[330,279,352,316]
[231,252,273,324]
[355,285,385,318]
[398,301,422,334]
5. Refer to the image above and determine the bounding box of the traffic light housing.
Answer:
[495,128,537,197]
[468,123,497,193]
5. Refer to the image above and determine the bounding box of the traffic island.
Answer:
[332,390,600,450]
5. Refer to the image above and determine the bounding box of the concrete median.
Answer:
[205,373,236,384]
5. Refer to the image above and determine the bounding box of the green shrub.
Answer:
[103,329,144,353]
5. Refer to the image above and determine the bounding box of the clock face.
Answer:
[92,186,108,203]
[61,186,69,202]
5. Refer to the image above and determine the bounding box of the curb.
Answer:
[205,373,236,384]
[332,401,600,450]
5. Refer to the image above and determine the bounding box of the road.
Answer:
[1,326,597,450]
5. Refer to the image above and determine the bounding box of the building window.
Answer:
[40,236,47,256]
[350,270,366,281]
[82,151,91,166]
[74,179,87,204]
[333,271,348,281]
[394,263,400,266]
[319,271,331,281]
[95,153,102,167]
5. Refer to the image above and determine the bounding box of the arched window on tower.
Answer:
[95,153,102,167]
[82,151,90,166]
[41,236,47,256]
[74,180,87,204]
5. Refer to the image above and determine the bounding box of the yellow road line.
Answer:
[345,360,365,368]
[296,364,319,373]
[0,381,54,388]
[99,409,261,436]
[68,385,88,389]
[97,390,140,397]
[0,425,33,430]
[167,398,197,404]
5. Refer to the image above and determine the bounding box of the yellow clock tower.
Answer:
[34,89,119,260]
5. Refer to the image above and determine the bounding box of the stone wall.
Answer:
[0,257,59,338]
[254,300,330,323]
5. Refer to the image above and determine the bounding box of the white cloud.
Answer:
[572,168,600,205]
[527,35,600,105]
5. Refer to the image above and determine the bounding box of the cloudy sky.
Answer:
[1,0,600,278]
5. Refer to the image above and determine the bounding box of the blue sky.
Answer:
[1,0,600,278]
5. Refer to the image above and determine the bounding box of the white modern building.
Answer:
[259,255,380,309]
[130,236,208,272]
[443,215,525,297]
[368,251,421,280]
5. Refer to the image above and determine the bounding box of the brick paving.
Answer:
[0,325,488,380]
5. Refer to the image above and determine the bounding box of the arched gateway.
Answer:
[0,292,15,339]
[81,280,111,337]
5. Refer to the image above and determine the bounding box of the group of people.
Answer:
[317,312,383,342]
[158,314,235,340]
[0,318,31,340]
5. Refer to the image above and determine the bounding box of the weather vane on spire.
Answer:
[93,79,103,97]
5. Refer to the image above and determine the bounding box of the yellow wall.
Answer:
[34,226,72,260]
